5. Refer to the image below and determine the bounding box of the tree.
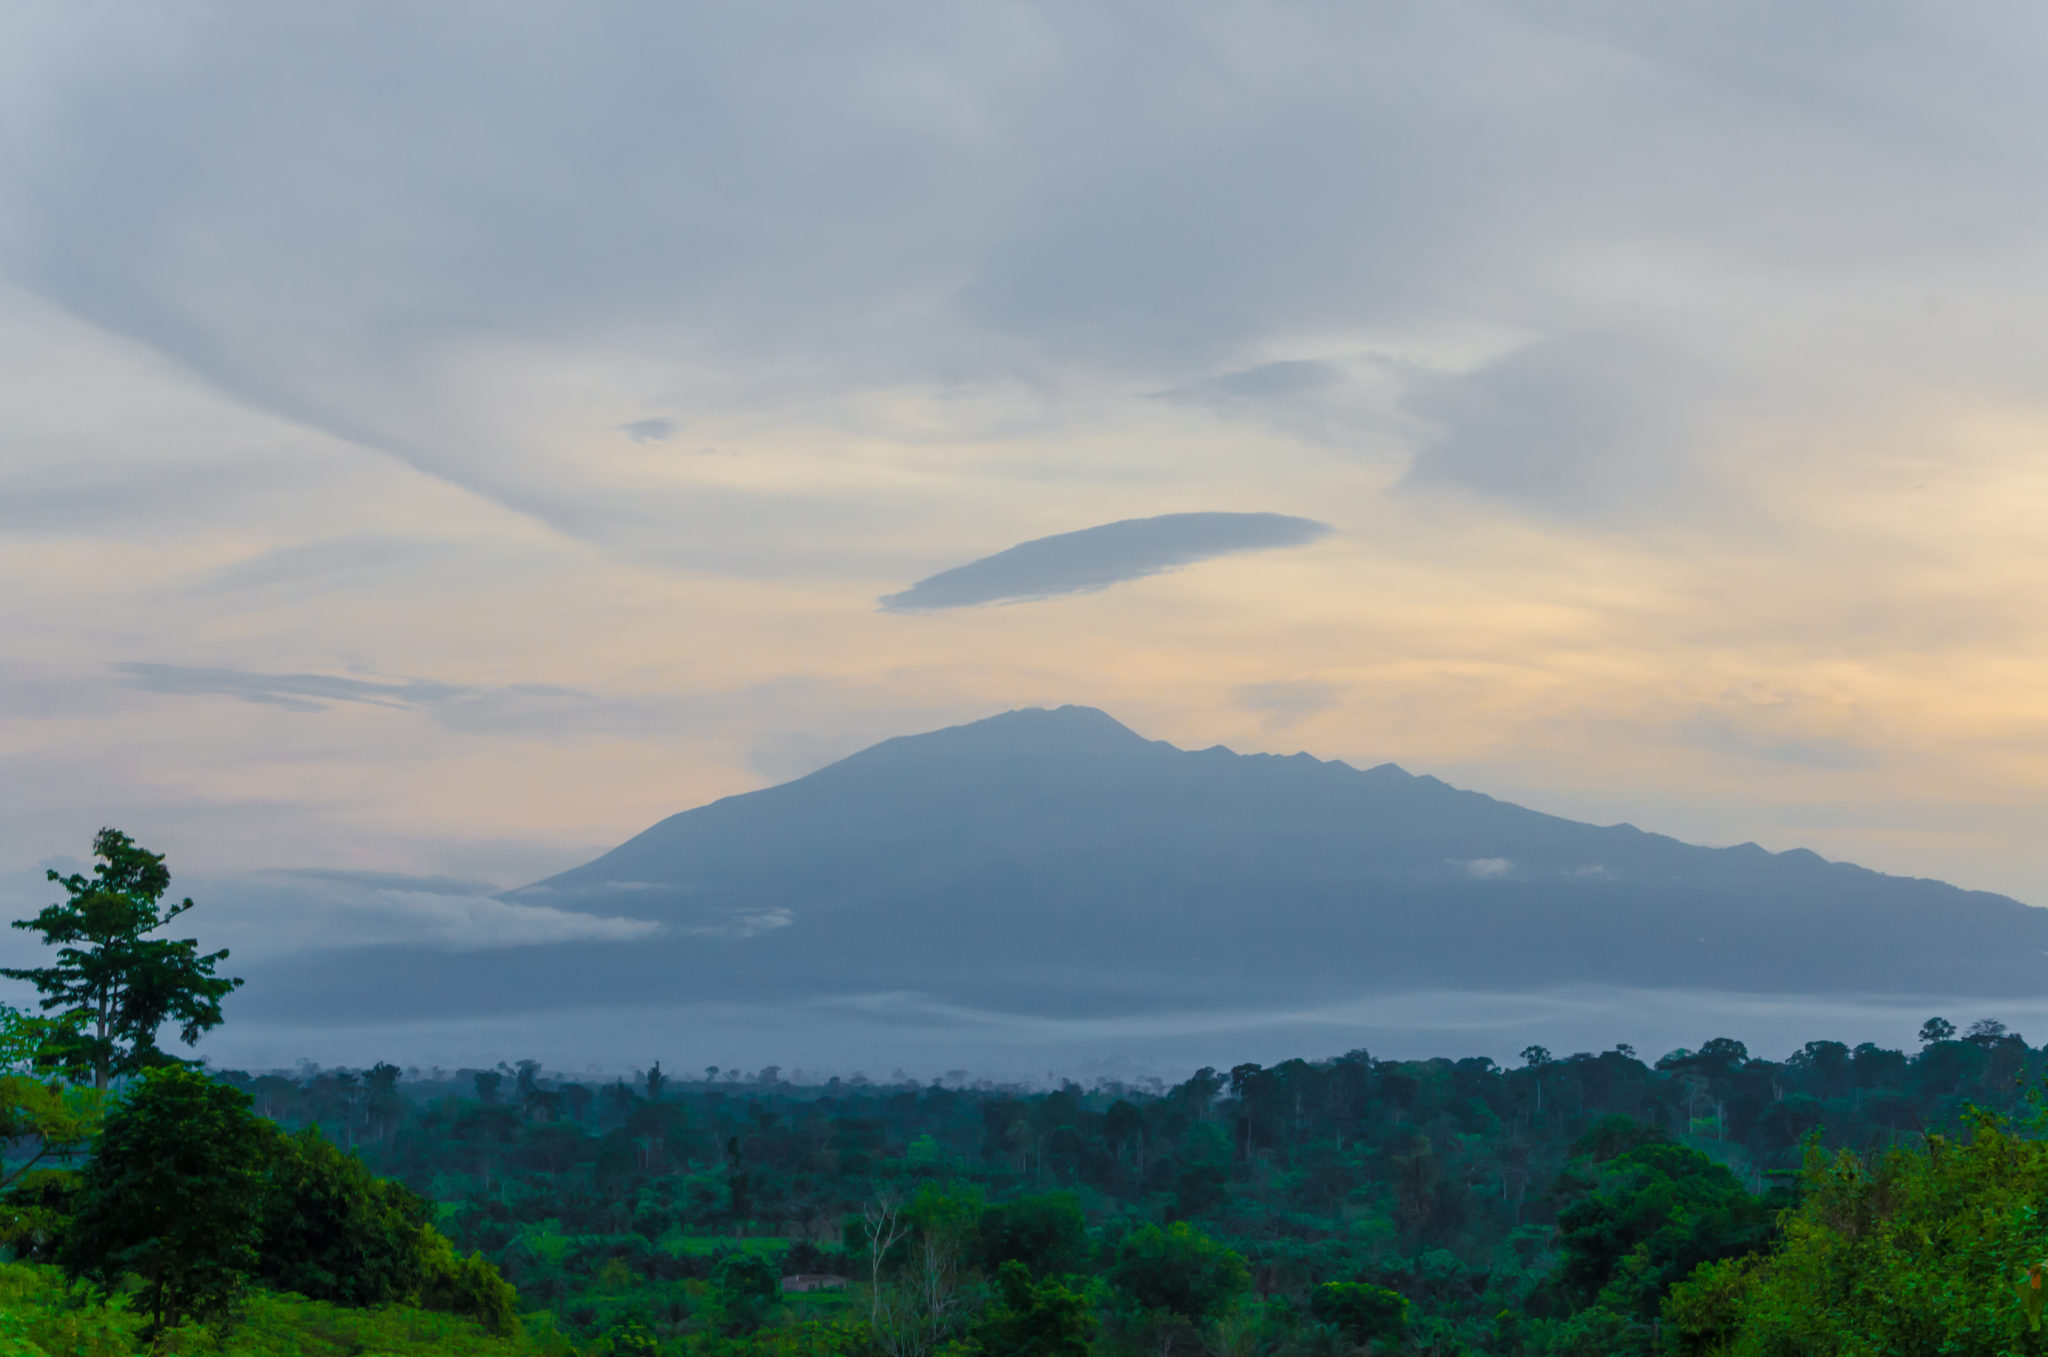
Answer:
[869,1184,981,1357]
[975,1192,1088,1279]
[3,829,241,1091]
[1551,1140,1781,1320]
[711,1251,782,1333]
[1663,1108,2048,1353]
[1107,1221,1251,1330]
[1522,1045,1554,1113]
[0,1003,99,1191]
[60,1066,272,1337]
[1310,1281,1409,1348]
[968,1259,1096,1357]
[258,1125,432,1306]
[0,1003,99,1258]
[1919,1015,1956,1045]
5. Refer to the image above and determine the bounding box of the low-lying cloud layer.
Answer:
[880,513,1331,612]
[0,865,658,974]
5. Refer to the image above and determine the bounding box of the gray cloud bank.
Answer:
[880,512,1331,612]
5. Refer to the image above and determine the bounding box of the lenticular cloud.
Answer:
[880,511,1330,612]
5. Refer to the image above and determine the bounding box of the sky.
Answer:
[8,3,2048,996]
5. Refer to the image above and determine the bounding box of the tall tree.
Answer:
[3,829,241,1091]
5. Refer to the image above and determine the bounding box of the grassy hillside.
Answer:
[0,1262,573,1357]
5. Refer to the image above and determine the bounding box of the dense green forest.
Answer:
[190,1019,2048,1355]
[17,1020,2048,1354]
[12,832,2048,1354]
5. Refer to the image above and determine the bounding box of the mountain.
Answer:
[244,706,2048,1024]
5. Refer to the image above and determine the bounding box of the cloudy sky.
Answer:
[8,1,2048,971]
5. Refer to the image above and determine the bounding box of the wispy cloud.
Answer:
[111,662,525,713]
[618,416,677,444]
[881,512,1331,612]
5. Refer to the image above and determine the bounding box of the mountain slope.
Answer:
[513,706,2046,1001]
[245,706,2048,1023]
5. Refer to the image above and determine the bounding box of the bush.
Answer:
[259,1125,432,1305]
[0,1168,80,1262]
[419,1227,522,1336]
[1662,1256,1753,1356]
[1,1256,568,1356]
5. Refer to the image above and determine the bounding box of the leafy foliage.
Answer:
[709,1252,782,1333]
[257,1124,434,1305]
[1549,1134,1782,1319]
[1310,1280,1409,1347]
[0,1004,100,1261]
[1666,1103,2048,1355]
[416,1227,523,1335]
[2,830,240,1090]
[1106,1221,1251,1326]
[966,1259,1097,1356]
[975,1192,1089,1279]
[59,1067,272,1336]
[0,1258,564,1357]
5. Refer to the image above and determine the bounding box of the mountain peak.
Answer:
[493,706,2048,1015]
[838,704,1152,768]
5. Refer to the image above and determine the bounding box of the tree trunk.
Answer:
[95,993,109,1092]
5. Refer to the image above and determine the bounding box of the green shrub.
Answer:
[258,1125,432,1305]
[419,1227,522,1336]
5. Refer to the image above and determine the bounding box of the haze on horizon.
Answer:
[8,1,2048,988]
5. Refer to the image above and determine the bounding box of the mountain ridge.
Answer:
[239,705,2048,1027]
[525,705,1977,915]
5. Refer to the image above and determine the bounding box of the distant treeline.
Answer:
[209,1016,2044,1352]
